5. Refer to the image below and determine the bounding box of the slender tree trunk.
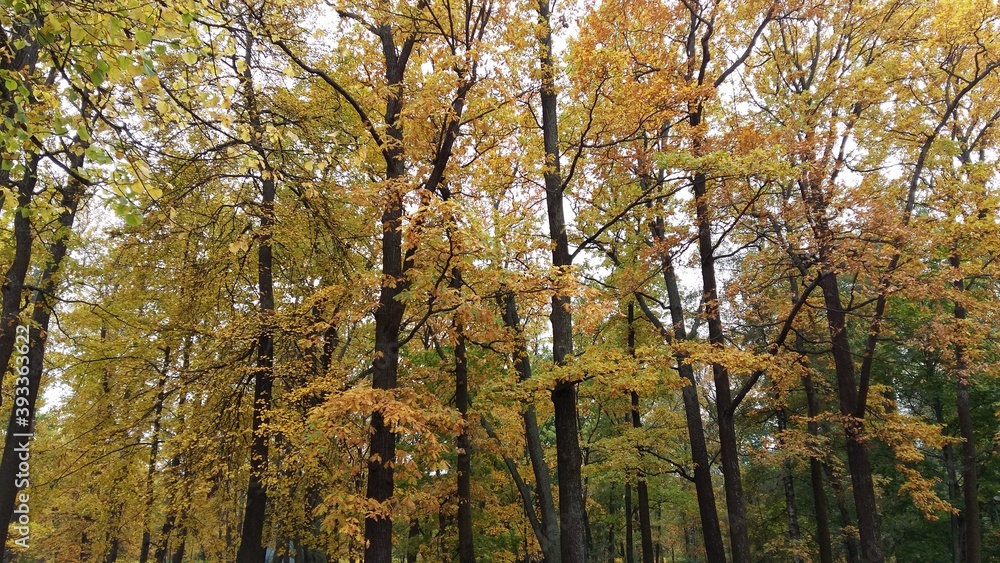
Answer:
[824,445,860,563]
[236,166,277,561]
[535,3,586,561]
[140,348,170,563]
[934,393,962,563]
[640,221,727,563]
[452,269,475,563]
[0,147,84,557]
[690,128,750,563]
[171,536,186,563]
[950,255,981,563]
[802,370,834,563]
[501,292,560,562]
[625,483,634,563]
[777,409,803,563]
[105,538,120,563]
[155,363,189,563]
[0,18,41,400]
[626,305,654,563]
[236,30,277,562]
[605,482,617,562]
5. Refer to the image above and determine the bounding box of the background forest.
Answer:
[1,0,1000,561]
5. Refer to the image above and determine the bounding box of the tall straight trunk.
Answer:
[140,348,171,563]
[535,3,585,561]
[605,483,617,562]
[155,353,189,563]
[236,139,275,563]
[501,292,560,562]
[792,273,835,563]
[625,483,634,563]
[0,148,85,556]
[105,538,120,563]
[950,255,981,563]
[236,34,277,556]
[690,122,750,563]
[235,169,276,562]
[627,305,654,563]
[777,409,803,563]
[816,270,884,563]
[364,27,412,563]
[803,371,834,563]
[452,269,475,563]
[171,537,186,563]
[636,238,726,562]
[934,394,962,563]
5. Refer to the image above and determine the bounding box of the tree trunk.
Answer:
[817,271,884,563]
[635,252,726,562]
[453,269,475,563]
[0,147,84,558]
[625,483,634,563]
[777,409,803,563]
[934,393,962,563]
[140,348,170,563]
[236,31,277,562]
[950,255,981,563]
[802,370,834,563]
[501,292,560,563]
[626,305,655,563]
[691,137,750,563]
[535,3,586,562]
[363,27,412,563]
[0,16,41,402]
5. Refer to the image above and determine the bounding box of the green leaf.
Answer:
[89,68,106,86]
[182,51,198,65]
[136,30,153,46]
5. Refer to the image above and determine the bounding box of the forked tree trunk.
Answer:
[0,145,84,557]
[501,292,561,563]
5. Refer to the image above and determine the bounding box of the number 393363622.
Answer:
[13,325,32,428]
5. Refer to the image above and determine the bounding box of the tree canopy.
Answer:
[2,0,1000,561]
